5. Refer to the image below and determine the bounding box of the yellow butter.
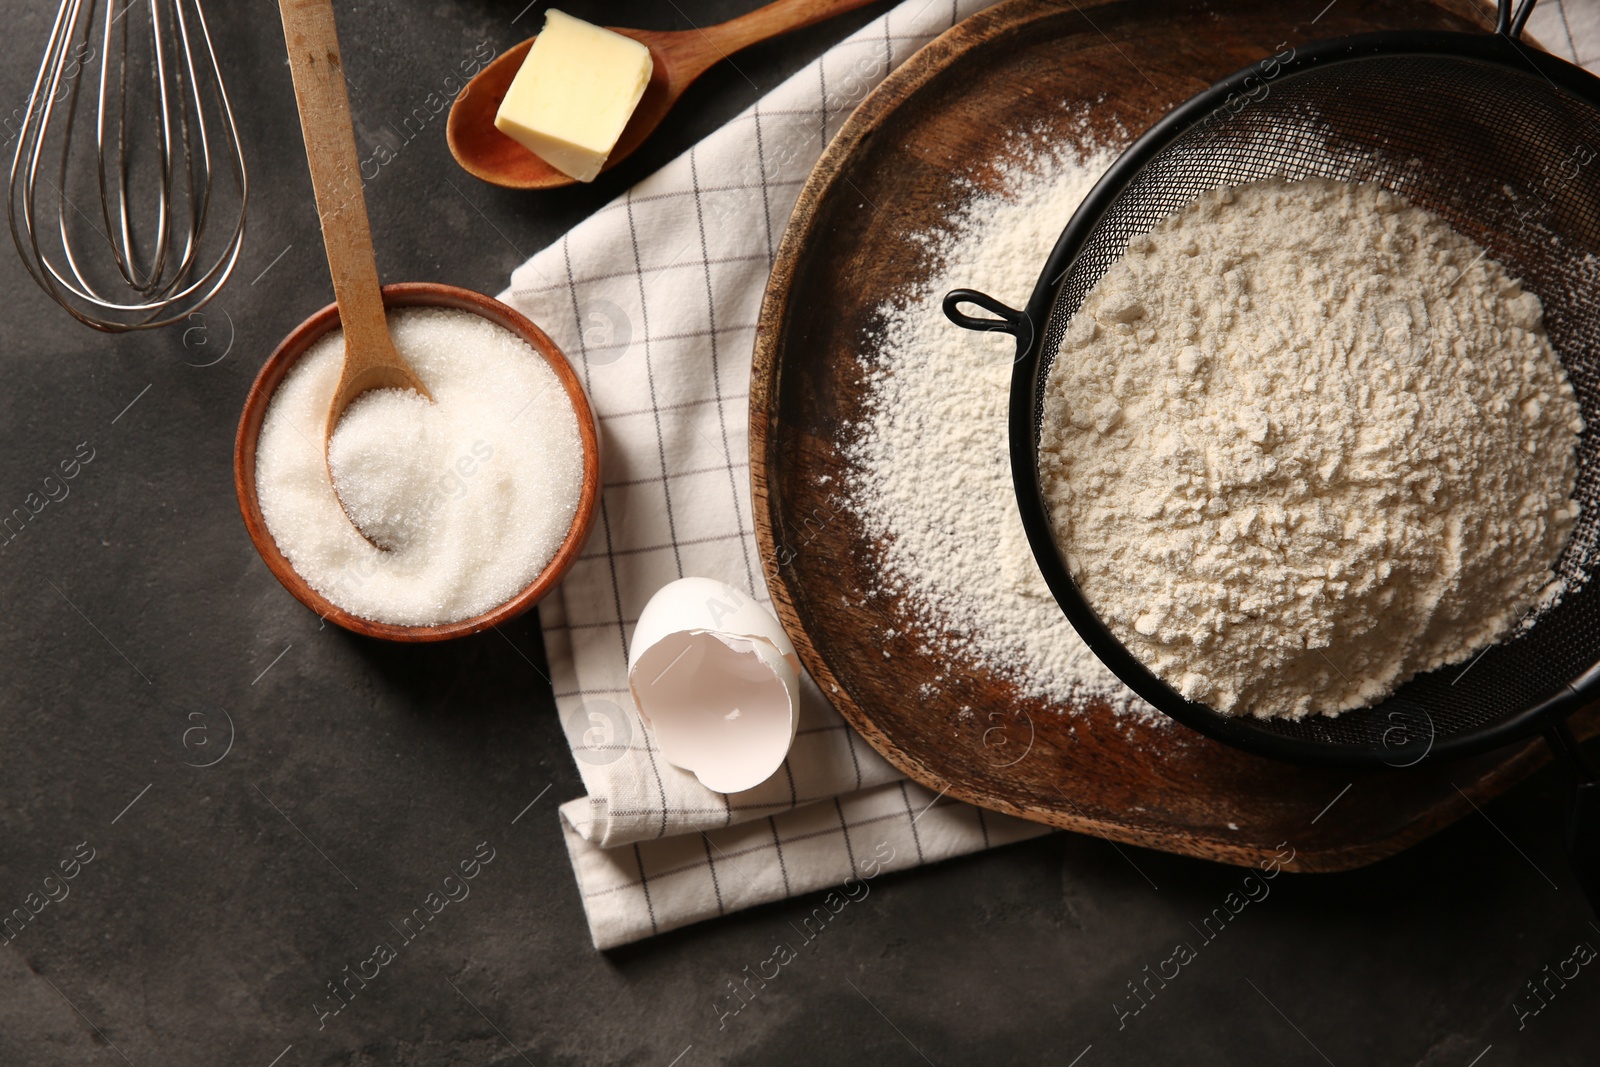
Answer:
[493,9,652,183]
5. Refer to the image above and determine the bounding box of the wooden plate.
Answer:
[751,0,1598,871]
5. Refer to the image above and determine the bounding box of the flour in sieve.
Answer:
[1041,178,1583,719]
[846,141,1152,717]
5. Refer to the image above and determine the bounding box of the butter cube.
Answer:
[494,9,653,182]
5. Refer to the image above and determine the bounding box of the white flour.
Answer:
[1041,178,1582,719]
[847,142,1151,716]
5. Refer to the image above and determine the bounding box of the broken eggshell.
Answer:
[627,577,800,793]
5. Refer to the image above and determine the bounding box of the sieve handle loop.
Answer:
[1545,720,1600,912]
[1568,781,1600,912]
[943,289,1032,341]
[1496,0,1539,38]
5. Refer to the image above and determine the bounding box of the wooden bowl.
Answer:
[234,282,600,642]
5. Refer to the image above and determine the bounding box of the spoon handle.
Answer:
[704,0,886,53]
[277,0,389,358]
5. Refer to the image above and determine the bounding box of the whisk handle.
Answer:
[277,0,389,351]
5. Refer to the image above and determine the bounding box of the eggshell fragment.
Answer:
[627,578,800,793]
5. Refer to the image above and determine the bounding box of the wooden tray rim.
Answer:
[747,0,1569,872]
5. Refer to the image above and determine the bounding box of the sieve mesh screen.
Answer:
[1034,52,1600,749]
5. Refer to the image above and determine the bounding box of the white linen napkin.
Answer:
[502,0,1599,951]
[499,0,1054,950]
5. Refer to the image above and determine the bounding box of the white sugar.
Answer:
[255,308,584,626]
[846,139,1157,719]
[328,388,454,553]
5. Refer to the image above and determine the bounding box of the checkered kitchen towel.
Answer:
[499,0,1055,951]
[501,0,1600,950]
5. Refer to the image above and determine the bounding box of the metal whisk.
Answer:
[8,0,247,332]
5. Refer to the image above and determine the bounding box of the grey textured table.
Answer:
[1,1,1597,1064]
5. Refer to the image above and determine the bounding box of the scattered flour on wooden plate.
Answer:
[846,141,1155,718]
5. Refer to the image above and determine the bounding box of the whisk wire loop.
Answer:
[9,0,247,332]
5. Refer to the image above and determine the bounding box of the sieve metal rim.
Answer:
[945,27,1600,769]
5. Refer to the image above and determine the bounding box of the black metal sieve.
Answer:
[945,0,1600,901]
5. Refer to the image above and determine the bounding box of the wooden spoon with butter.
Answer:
[448,0,883,190]
[278,0,432,448]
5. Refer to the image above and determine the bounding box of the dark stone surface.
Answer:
[0,1,1597,1064]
